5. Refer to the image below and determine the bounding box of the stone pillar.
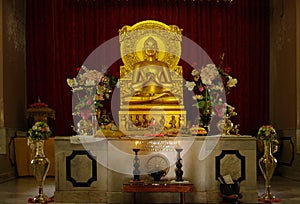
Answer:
[0,0,3,129]
[296,0,300,155]
[0,0,26,182]
[270,0,300,180]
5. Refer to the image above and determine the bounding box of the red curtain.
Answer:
[26,0,269,136]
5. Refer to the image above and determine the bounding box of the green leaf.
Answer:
[197,101,206,109]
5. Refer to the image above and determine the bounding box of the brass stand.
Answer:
[259,141,277,200]
[31,140,50,203]
[132,148,141,181]
[175,148,183,181]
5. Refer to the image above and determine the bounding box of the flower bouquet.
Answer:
[257,125,280,153]
[185,53,238,134]
[67,65,103,135]
[67,65,103,119]
[67,65,118,135]
[257,125,278,142]
[28,121,52,142]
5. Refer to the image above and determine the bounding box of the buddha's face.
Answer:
[144,37,158,57]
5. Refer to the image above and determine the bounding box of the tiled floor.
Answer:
[0,176,299,203]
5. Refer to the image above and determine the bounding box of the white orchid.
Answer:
[191,69,200,76]
[185,81,196,91]
[85,79,97,86]
[200,64,219,86]
[227,76,238,88]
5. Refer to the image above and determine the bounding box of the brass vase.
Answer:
[258,140,277,200]
[77,118,93,135]
[31,140,50,203]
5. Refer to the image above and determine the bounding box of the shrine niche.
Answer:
[118,20,186,136]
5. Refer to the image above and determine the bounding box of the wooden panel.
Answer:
[123,183,193,193]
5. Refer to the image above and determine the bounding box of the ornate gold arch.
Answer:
[119,20,183,78]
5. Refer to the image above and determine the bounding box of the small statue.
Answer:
[127,115,134,130]
[218,105,240,136]
[159,115,165,128]
[134,115,141,128]
[169,115,177,129]
[179,115,185,128]
[142,114,149,128]
[149,117,157,127]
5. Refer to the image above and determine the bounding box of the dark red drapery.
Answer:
[26,0,269,136]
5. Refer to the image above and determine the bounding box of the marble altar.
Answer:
[54,135,257,203]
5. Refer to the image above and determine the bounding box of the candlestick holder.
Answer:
[175,148,183,181]
[132,148,141,181]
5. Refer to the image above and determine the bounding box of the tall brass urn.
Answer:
[257,125,278,201]
[259,140,277,200]
[31,140,50,203]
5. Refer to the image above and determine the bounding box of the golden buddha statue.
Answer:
[123,37,180,104]
[118,20,186,135]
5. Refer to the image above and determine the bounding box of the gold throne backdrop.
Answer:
[118,20,186,136]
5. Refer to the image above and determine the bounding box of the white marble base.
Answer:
[55,135,257,203]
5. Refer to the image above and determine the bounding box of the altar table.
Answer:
[54,135,257,203]
[123,182,193,204]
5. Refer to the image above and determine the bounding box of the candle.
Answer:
[177,140,181,148]
[135,141,139,148]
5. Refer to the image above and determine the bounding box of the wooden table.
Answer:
[123,182,193,204]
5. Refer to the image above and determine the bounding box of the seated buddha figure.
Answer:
[123,37,180,104]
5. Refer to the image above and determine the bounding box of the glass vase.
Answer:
[258,140,277,200]
[31,140,50,203]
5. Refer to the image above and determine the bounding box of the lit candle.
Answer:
[177,140,181,148]
[135,141,139,148]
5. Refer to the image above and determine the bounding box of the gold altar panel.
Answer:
[118,20,186,135]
